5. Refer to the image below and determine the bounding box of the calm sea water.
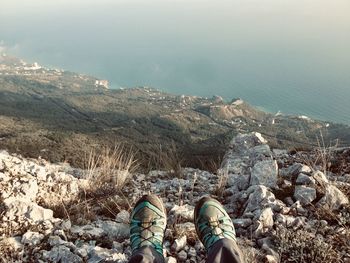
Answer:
[1,0,349,124]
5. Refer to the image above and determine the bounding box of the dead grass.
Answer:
[144,142,183,178]
[84,145,139,195]
[215,168,229,198]
[43,145,138,224]
[301,131,338,174]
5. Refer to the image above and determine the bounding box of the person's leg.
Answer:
[194,196,246,263]
[206,238,245,263]
[128,246,164,263]
[128,195,167,263]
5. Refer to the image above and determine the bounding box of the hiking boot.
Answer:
[130,195,167,256]
[194,196,236,251]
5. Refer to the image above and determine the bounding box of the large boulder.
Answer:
[250,160,278,188]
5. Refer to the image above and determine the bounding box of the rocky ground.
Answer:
[0,132,349,263]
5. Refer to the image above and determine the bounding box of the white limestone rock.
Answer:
[172,235,187,252]
[3,197,53,222]
[312,171,329,185]
[230,132,268,155]
[317,185,349,210]
[88,246,126,263]
[0,236,24,251]
[19,178,38,201]
[165,256,177,263]
[21,231,44,246]
[26,203,54,222]
[170,204,194,221]
[254,207,274,237]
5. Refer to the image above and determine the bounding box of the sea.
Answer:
[1,0,349,124]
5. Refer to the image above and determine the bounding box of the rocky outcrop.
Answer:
[0,132,349,262]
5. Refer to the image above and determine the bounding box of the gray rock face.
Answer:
[293,186,317,205]
[115,210,130,223]
[96,220,130,240]
[232,132,268,153]
[178,250,188,262]
[71,224,105,239]
[233,218,253,228]
[244,185,276,214]
[250,144,273,161]
[250,160,278,188]
[280,163,312,181]
[221,158,249,175]
[43,245,83,263]
[296,173,315,185]
[317,185,349,210]
[71,221,129,241]
[227,173,250,191]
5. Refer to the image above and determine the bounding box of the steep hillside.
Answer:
[1,54,350,171]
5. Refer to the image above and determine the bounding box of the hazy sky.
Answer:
[1,0,350,123]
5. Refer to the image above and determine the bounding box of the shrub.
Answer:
[274,227,341,263]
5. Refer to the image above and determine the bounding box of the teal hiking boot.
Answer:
[130,195,167,256]
[194,196,237,251]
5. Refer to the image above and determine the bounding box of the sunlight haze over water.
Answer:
[1,0,349,124]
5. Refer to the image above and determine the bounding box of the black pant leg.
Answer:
[128,246,165,263]
[206,238,246,263]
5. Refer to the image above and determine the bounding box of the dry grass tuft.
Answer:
[45,145,137,224]
[144,142,183,178]
[215,168,229,198]
[84,145,139,196]
[301,131,338,174]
